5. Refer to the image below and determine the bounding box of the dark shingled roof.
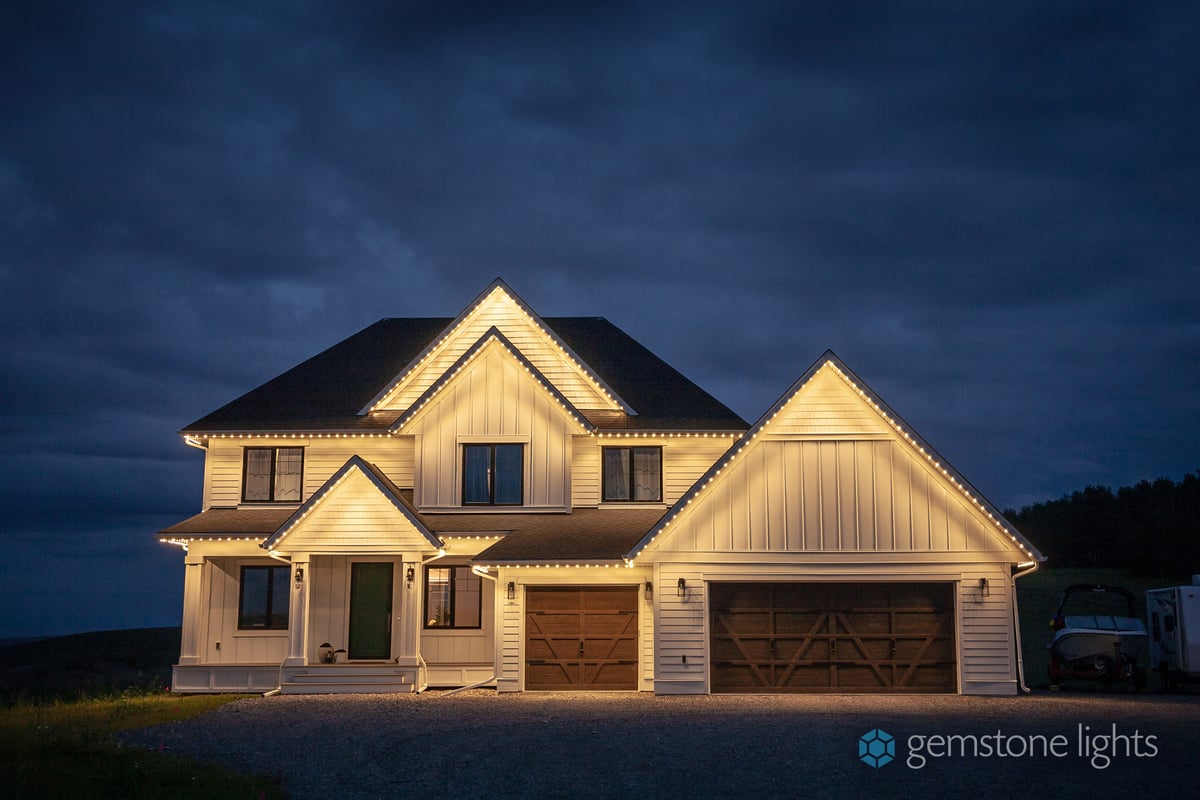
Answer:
[182,317,748,434]
[158,507,296,538]
[157,504,665,564]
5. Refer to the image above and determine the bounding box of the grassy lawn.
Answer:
[1016,567,1180,690]
[1,692,287,799]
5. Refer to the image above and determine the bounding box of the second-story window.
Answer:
[462,443,523,505]
[603,446,663,502]
[242,447,303,503]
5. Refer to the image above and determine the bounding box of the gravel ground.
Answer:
[120,689,1198,799]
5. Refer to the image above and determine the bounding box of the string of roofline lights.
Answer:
[628,360,1036,561]
[189,431,742,441]
[370,288,625,414]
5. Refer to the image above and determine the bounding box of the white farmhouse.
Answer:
[159,279,1043,695]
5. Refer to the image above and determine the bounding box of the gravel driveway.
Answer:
[122,689,1198,799]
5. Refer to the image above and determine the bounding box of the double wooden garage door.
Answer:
[710,582,956,693]
[525,587,638,690]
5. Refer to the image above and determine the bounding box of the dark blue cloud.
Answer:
[1,0,1196,636]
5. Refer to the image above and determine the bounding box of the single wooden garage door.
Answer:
[710,582,956,693]
[525,586,638,690]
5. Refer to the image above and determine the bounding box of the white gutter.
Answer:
[1010,560,1041,693]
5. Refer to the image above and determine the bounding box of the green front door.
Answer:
[348,562,393,660]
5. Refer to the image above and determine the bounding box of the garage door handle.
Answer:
[579,640,585,656]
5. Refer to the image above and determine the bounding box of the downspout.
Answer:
[414,550,449,693]
[437,565,502,696]
[1010,560,1041,694]
[261,551,293,696]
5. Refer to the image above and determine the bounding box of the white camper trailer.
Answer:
[1146,576,1200,690]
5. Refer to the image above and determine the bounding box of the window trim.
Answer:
[461,443,524,506]
[241,446,304,503]
[237,564,290,631]
[601,445,664,503]
[423,565,483,630]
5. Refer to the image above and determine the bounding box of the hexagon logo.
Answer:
[858,728,895,768]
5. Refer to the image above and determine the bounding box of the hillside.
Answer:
[0,627,180,703]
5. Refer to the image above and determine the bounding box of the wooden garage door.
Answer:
[525,586,638,690]
[710,583,956,693]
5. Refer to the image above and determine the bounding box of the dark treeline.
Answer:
[1005,472,1200,575]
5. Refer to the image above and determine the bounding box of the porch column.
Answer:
[178,553,204,665]
[283,557,310,667]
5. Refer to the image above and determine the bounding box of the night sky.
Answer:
[2,2,1197,638]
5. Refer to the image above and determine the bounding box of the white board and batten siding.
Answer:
[204,438,414,509]
[403,344,577,510]
[640,363,1030,695]
[199,556,289,665]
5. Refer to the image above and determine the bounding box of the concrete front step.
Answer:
[280,683,415,695]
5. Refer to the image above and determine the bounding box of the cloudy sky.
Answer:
[2,1,1196,638]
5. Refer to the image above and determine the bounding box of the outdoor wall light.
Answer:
[677,577,686,597]
[507,581,516,600]
[406,566,415,589]
[294,567,304,588]
[979,577,990,597]
[645,580,653,599]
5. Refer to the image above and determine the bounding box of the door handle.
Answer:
[579,640,585,656]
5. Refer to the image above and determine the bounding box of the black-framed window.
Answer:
[242,447,303,502]
[237,565,290,630]
[602,446,663,502]
[424,566,482,628]
[462,443,523,505]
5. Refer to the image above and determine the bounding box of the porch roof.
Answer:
[156,507,293,540]
[467,508,665,565]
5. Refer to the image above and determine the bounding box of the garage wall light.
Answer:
[645,580,653,599]
[979,577,989,597]
[677,578,686,597]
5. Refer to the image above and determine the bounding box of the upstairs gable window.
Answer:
[462,443,524,505]
[603,446,662,502]
[242,447,303,503]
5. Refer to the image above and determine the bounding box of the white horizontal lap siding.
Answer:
[382,301,614,413]
[660,440,1007,556]
[653,566,709,693]
[410,348,572,509]
[664,438,734,504]
[207,441,244,507]
[958,568,1016,694]
[770,368,890,437]
[497,578,522,692]
[284,474,420,552]
[571,438,600,506]
[206,439,413,508]
[303,439,413,499]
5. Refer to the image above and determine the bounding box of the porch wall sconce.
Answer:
[979,577,990,597]
[677,577,686,598]
[645,580,653,599]
[293,567,304,589]
[506,581,516,600]
[406,566,415,589]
